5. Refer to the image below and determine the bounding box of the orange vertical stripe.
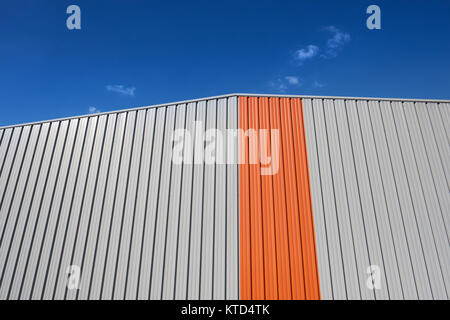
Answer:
[239,96,320,300]
[279,98,306,300]
[259,97,278,300]
[291,98,321,299]
[268,97,292,300]
[248,97,265,299]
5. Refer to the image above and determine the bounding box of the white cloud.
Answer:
[285,76,300,85]
[89,106,100,114]
[106,84,136,96]
[270,76,302,92]
[321,26,351,58]
[294,45,319,61]
[312,80,325,88]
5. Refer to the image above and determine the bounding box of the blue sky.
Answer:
[0,0,449,126]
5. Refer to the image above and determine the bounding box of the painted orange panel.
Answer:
[259,97,278,300]
[239,96,320,300]
[291,98,321,299]
[268,97,292,300]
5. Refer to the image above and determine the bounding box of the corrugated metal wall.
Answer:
[1,93,449,301]
[303,98,450,300]
[0,96,240,300]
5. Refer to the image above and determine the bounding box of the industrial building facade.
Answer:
[0,94,448,300]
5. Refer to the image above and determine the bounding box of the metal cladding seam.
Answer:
[238,96,321,300]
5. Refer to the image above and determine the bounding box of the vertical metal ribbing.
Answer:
[368,101,417,299]
[74,114,111,300]
[129,109,156,299]
[187,101,206,299]
[16,121,63,299]
[99,112,132,299]
[4,123,52,299]
[161,104,186,299]
[121,110,149,299]
[149,105,176,299]
[110,111,140,299]
[39,119,81,299]
[67,115,109,300]
[163,104,187,299]
[0,124,41,297]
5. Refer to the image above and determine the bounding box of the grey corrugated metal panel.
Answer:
[415,103,450,239]
[161,104,187,300]
[308,98,449,300]
[426,103,450,190]
[322,99,360,299]
[0,125,31,241]
[0,122,52,299]
[46,117,91,300]
[357,100,403,299]
[68,114,117,300]
[0,97,239,300]
[137,107,165,299]
[391,101,442,299]
[312,98,347,299]
[226,96,239,300]
[302,98,333,300]
[174,102,196,299]
[53,117,98,300]
[100,111,138,300]
[402,102,449,298]
[379,100,430,299]
[65,114,109,301]
[368,101,418,299]
[0,127,24,203]
[125,109,156,299]
[333,99,374,300]
[438,103,450,143]
[114,109,148,299]
[200,99,216,300]
[345,99,390,300]
[30,119,81,300]
[22,120,70,300]
[0,129,4,146]
[213,98,227,299]
[0,129,13,176]
[0,124,41,295]
[188,100,206,299]
[2,124,57,299]
[149,105,177,300]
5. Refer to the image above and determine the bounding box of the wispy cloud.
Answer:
[106,84,136,96]
[89,106,100,114]
[312,80,325,88]
[270,76,302,92]
[293,45,319,62]
[321,26,351,58]
[284,76,300,85]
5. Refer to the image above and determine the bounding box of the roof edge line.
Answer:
[233,93,450,103]
[0,93,239,130]
[1,93,449,129]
